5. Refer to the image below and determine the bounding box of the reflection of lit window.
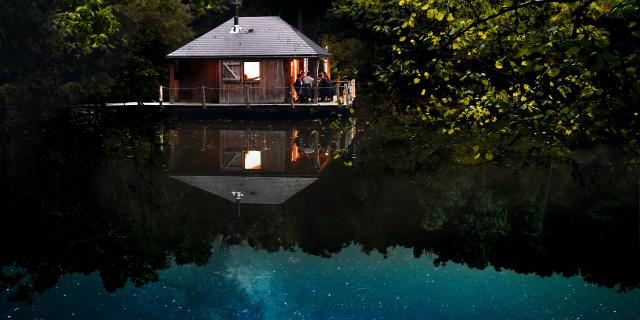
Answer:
[243,62,260,81]
[244,150,261,170]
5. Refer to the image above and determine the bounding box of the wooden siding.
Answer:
[170,58,333,104]
[220,59,288,104]
[167,127,221,174]
[168,128,287,174]
[175,59,220,103]
[219,130,287,173]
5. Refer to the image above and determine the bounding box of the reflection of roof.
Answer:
[170,175,318,204]
[167,16,331,58]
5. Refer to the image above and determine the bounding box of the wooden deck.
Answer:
[99,80,356,116]
[94,100,354,119]
[104,101,348,108]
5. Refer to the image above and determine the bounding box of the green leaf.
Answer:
[567,46,580,55]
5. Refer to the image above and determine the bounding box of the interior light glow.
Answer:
[244,150,262,170]
[244,62,260,81]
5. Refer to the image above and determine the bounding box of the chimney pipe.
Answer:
[230,0,241,33]
[234,0,239,26]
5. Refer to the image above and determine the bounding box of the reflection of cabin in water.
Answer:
[165,122,355,204]
[165,16,354,106]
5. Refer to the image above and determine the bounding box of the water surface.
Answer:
[1,112,638,319]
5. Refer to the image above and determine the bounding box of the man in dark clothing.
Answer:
[318,72,333,102]
[294,72,304,101]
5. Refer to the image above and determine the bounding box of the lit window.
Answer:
[243,62,260,81]
[244,150,261,170]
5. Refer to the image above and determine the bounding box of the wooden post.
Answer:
[335,83,340,105]
[342,82,347,105]
[351,79,357,99]
[313,59,319,103]
[202,85,206,109]
[346,82,350,105]
[159,85,163,107]
[169,64,175,104]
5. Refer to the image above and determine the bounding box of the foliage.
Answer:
[320,35,371,80]
[110,0,193,101]
[332,0,640,145]
[0,0,229,110]
[183,0,229,12]
[55,0,120,55]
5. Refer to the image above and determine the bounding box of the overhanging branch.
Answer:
[446,0,590,45]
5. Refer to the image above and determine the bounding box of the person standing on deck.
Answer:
[301,72,315,102]
[303,72,314,86]
[318,72,332,102]
[294,72,304,101]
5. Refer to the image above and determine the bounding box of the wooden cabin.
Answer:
[166,16,338,105]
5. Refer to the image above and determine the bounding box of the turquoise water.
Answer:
[4,246,639,319]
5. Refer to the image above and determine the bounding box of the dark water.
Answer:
[1,110,639,319]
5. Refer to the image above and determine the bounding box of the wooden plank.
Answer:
[221,59,286,104]
[277,59,284,102]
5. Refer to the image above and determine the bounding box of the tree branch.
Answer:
[446,0,589,45]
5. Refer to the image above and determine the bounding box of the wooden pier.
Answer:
[105,100,351,109]
[98,99,355,119]
[100,79,356,115]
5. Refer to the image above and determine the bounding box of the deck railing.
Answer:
[159,80,356,109]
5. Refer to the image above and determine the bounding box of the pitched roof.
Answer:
[170,175,318,204]
[167,16,331,58]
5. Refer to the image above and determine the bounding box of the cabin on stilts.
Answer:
[162,16,355,107]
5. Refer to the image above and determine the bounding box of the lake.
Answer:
[1,109,639,319]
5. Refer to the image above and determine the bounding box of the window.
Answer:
[243,62,260,81]
[222,61,241,82]
[244,150,262,170]
[221,148,242,171]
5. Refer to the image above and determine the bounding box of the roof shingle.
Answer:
[167,16,331,58]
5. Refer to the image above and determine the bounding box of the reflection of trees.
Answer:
[1,113,639,303]
[321,121,639,292]
[0,112,237,302]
